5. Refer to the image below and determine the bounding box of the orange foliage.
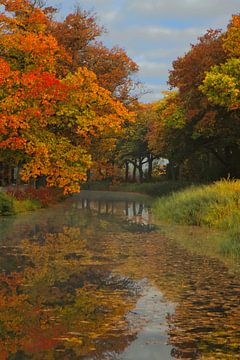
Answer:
[49,8,138,101]
[0,0,134,193]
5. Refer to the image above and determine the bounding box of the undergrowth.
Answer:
[6,186,65,207]
[0,192,14,215]
[0,186,65,215]
[110,181,192,197]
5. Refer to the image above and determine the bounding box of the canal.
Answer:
[0,191,239,359]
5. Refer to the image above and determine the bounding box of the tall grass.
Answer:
[154,179,240,257]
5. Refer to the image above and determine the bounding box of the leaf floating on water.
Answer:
[57,337,83,344]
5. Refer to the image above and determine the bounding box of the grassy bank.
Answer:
[0,187,65,216]
[0,191,41,215]
[111,181,193,197]
[154,179,240,257]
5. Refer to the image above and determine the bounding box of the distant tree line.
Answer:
[144,15,240,182]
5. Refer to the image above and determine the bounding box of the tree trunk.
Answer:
[167,161,175,181]
[178,164,184,181]
[86,169,91,189]
[16,161,23,187]
[138,158,144,183]
[133,201,136,216]
[36,176,47,188]
[133,160,137,182]
[125,161,129,182]
[147,154,153,181]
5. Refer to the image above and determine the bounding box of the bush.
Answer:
[0,192,14,215]
[6,186,65,207]
[13,199,41,213]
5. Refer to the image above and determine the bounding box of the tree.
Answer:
[166,25,240,179]
[49,8,139,102]
[169,29,226,107]
[0,0,133,193]
[147,92,189,180]
[116,103,156,182]
[200,15,240,111]
[0,0,69,72]
[200,58,240,110]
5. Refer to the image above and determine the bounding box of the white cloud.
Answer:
[138,61,169,79]
[49,0,240,102]
[140,47,190,61]
[127,0,240,20]
[107,25,202,51]
[97,10,119,25]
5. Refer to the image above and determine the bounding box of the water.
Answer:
[0,191,239,359]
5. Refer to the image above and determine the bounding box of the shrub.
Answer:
[13,199,41,213]
[6,186,65,207]
[0,192,14,215]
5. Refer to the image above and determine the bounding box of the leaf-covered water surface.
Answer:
[0,191,239,359]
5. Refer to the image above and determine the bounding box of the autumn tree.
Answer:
[0,0,133,193]
[147,92,190,180]
[166,24,240,179]
[48,8,139,102]
[0,0,69,72]
[200,15,240,111]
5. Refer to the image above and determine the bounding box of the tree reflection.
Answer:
[99,232,240,358]
[0,227,138,359]
[0,194,239,359]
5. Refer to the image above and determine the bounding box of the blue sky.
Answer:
[49,0,240,102]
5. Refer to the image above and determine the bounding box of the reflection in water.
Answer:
[0,191,239,359]
[77,195,155,234]
[0,228,138,359]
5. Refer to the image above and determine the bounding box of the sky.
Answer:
[49,0,240,103]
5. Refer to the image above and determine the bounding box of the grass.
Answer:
[0,191,41,215]
[110,180,192,197]
[153,179,240,258]
[13,199,41,213]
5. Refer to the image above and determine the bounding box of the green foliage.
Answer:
[116,105,151,163]
[220,229,240,258]
[0,192,14,215]
[13,199,41,213]
[147,93,187,163]
[0,190,41,215]
[200,58,240,110]
[156,92,186,129]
